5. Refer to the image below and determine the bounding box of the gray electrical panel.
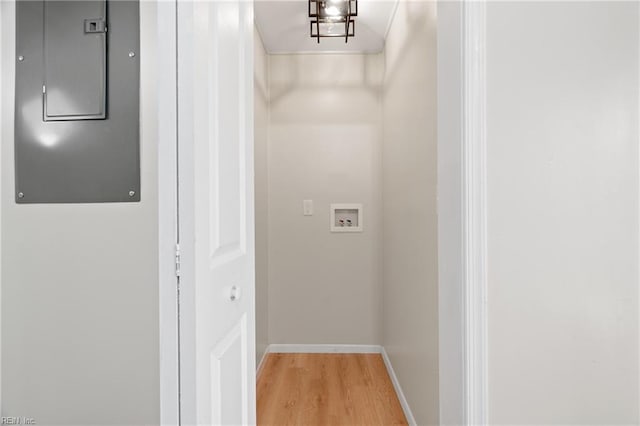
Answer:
[15,0,140,203]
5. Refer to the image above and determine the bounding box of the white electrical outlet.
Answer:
[303,200,313,216]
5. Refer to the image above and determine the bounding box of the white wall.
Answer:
[254,28,269,365]
[381,1,439,425]
[1,2,160,424]
[267,53,383,345]
[486,2,639,424]
[436,1,465,424]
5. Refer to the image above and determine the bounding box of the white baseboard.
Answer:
[268,344,382,354]
[258,344,416,425]
[381,347,417,426]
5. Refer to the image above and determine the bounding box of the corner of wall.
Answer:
[254,25,271,363]
[380,0,440,423]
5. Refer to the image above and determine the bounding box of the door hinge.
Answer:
[175,243,181,277]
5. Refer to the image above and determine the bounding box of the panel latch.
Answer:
[84,19,107,34]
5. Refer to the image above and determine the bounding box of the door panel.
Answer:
[178,0,255,424]
[211,316,249,425]
[209,2,245,264]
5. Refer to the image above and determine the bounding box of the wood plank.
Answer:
[257,353,408,426]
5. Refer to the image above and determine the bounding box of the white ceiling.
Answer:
[255,0,398,54]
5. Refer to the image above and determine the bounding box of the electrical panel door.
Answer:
[15,0,140,203]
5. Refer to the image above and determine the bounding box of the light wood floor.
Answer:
[257,353,408,426]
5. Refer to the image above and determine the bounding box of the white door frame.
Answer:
[157,1,180,425]
[157,0,490,425]
[437,0,488,424]
[461,0,488,422]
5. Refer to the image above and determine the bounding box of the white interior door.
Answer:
[177,1,256,424]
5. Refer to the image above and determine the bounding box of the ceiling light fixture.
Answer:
[308,0,357,44]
